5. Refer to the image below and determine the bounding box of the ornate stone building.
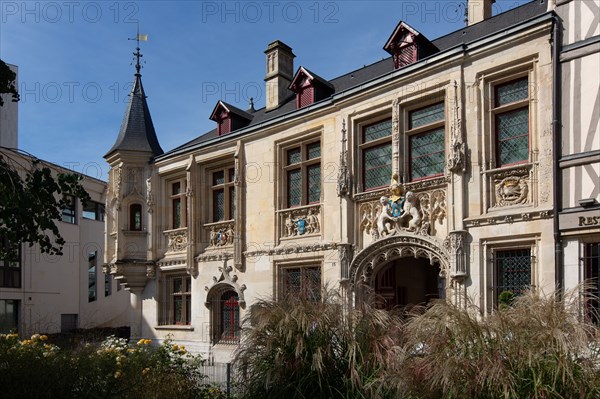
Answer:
[103,0,598,359]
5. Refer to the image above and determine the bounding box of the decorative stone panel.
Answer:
[205,221,235,248]
[489,165,531,208]
[164,228,188,253]
[279,204,321,238]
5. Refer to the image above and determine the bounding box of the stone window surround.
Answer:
[480,234,539,314]
[275,257,323,301]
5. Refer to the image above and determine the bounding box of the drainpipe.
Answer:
[552,13,563,298]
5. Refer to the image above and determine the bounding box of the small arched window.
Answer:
[129,204,142,231]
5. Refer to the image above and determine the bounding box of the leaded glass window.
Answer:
[494,77,529,166]
[407,102,445,181]
[171,276,191,325]
[171,180,186,229]
[496,249,531,302]
[584,243,600,324]
[211,167,235,222]
[361,119,392,191]
[284,141,321,207]
[281,266,321,301]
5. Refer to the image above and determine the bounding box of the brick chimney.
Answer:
[468,0,494,26]
[264,40,295,111]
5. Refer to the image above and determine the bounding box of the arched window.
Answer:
[129,204,142,231]
[213,290,239,344]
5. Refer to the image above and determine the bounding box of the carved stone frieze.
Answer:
[205,221,235,248]
[196,252,233,262]
[245,242,338,258]
[465,210,553,227]
[164,228,188,253]
[281,205,320,238]
[145,176,154,211]
[146,264,156,278]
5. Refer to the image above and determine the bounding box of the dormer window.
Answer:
[289,67,334,109]
[210,100,253,136]
[384,21,438,70]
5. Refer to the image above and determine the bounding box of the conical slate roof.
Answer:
[105,74,163,158]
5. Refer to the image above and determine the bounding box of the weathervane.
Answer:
[128,24,148,76]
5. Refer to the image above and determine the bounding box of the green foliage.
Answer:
[0,148,91,259]
[0,334,226,399]
[498,290,516,309]
[234,288,600,399]
[389,290,600,399]
[0,59,19,106]
[233,290,402,399]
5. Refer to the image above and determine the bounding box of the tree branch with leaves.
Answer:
[0,147,91,259]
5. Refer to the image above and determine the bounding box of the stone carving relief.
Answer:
[495,175,529,206]
[443,230,467,279]
[145,176,154,211]
[204,262,247,307]
[349,235,449,286]
[337,119,350,197]
[447,80,466,174]
[207,222,235,247]
[359,175,446,240]
[281,205,320,238]
[164,229,188,253]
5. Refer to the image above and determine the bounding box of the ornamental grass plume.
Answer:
[386,286,600,399]
[233,288,404,399]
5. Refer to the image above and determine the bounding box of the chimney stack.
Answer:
[264,40,295,111]
[468,0,494,26]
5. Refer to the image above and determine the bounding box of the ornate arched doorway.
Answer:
[374,258,444,310]
[349,235,450,307]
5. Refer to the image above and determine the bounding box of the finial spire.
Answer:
[129,23,148,77]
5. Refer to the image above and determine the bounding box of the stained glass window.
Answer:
[410,128,445,180]
[211,167,235,222]
[496,249,531,301]
[494,77,529,166]
[497,108,529,165]
[362,119,392,191]
[495,77,528,107]
[171,276,191,325]
[410,102,444,129]
[284,141,320,208]
[408,103,445,181]
[281,266,321,301]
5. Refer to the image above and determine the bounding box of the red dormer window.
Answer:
[217,110,231,136]
[384,21,438,70]
[289,67,334,110]
[210,100,253,136]
[296,77,314,108]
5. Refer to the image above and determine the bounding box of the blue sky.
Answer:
[1,0,531,181]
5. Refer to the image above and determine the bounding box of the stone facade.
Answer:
[103,1,598,360]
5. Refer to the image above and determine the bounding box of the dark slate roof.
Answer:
[105,74,164,158]
[162,0,548,158]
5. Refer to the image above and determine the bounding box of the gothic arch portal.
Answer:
[349,234,450,289]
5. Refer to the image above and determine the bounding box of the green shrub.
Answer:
[0,333,226,399]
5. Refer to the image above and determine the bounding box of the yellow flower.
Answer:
[144,339,151,345]
[142,367,150,375]
[137,339,145,345]
[172,344,179,350]
[114,371,122,379]
[21,340,32,346]
[127,348,135,353]
[40,335,48,341]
